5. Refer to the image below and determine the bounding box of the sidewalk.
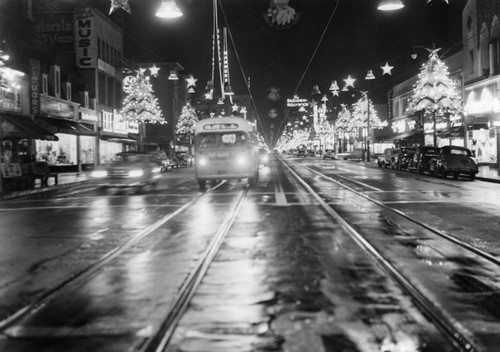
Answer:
[1,172,91,200]
[477,165,500,183]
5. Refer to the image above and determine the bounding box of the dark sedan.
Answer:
[429,145,479,180]
[411,146,440,174]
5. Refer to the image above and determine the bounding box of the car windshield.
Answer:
[112,154,150,163]
[448,148,470,156]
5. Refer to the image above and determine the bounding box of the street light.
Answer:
[377,0,404,11]
[156,0,183,18]
[364,70,375,162]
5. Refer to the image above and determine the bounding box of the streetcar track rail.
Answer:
[140,187,248,352]
[0,181,227,334]
[304,164,500,267]
[281,160,481,352]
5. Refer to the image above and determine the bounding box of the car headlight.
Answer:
[91,170,107,178]
[128,169,144,177]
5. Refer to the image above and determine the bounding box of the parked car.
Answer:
[90,151,162,193]
[295,145,307,157]
[410,146,440,174]
[149,151,172,173]
[306,149,316,157]
[377,148,399,168]
[172,152,194,168]
[323,149,337,160]
[429,145,479,180]
[395,147,417,171]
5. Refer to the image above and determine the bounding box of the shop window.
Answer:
[97,37,101,59]
[98,72,106,104]
[64,82,72,101]
[107,76,114,108]
[35,135,77,165]
[102,111,113,131]
[42,74,48,95]
[468,50,474,74]
[491,16,500,75]
[80,135,95,164]
[49,65,61,98]
[480,22,489,76]
[115,79,122,109]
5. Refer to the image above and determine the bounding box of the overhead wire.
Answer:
[293,0,341,96]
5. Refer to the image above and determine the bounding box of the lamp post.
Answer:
[364,70,375,162]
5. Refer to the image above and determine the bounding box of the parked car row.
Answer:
[378,145,479,180]
[150,151,194,172]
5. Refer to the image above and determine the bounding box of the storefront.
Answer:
[1,112,58,162]
[464,80,500,166]
[99,110,138,164]
[35,96,97,172]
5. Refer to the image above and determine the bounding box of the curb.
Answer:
[1,180,89,201]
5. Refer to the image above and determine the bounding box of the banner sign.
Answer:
[74,8,96,68]
[287,95,309,108]
[29,59,41,116]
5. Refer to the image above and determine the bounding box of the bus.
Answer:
[194,116,260,190]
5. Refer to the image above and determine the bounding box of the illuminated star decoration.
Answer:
[232,104,240,112]
[138,67,146,76]
[186,76,198,88]
[109,0,131,15]
[343,75,356,89]
[149,64,160,77]
[380,62,394,75]
[329,80,340,97]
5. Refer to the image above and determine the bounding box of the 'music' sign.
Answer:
[74,8,96,69]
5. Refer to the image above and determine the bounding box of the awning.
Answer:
[37,116,96,136]
[382,131,420,143]
[101,132,138,143]
[438,126,465,138]
[0,113,58,141]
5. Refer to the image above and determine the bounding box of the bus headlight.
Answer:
[198,157,208,166]
[236,155,247,165]
[128,169,144,177]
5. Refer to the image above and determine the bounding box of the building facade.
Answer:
[462,0,500,166]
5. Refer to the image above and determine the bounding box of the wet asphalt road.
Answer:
[0,155,499,351]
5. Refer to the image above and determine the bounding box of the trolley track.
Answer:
[0,181,248,352]
[282,159,500,352]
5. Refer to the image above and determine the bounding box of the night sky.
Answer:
[105,0,467,144]
[4,0,469,144]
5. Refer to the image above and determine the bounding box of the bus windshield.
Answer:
[196,132,248,149]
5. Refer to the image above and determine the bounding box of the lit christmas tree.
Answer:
[334,104,353,152]
[407,48,462,146]
[351,94,382,130]
[121,72,165,124]
[175,102,198,135]
[175,102,199,153]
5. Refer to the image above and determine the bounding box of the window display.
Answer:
[80,136,95,164]
[36,134,77,165]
